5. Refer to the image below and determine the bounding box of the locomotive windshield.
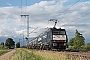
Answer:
[52,30,65,35]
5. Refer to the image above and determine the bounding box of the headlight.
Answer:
[64,43,67,46]
[53,43,57,46]
[53,40,56,42]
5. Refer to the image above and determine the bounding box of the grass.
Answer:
[30,49,90,60]
[33,50,67,60]
[0,49,10,56]
[8,48,90,60]
[8,48,45,60]
[9,48,67,60]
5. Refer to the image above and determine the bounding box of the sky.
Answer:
[0,0,90,45]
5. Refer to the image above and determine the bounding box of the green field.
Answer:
[0,49,9,56]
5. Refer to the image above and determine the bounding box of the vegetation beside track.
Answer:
[8,48,67,60]
[33,50,67,60]
[8,48,45,60]
[0,49,10,56]
[8,48,90,60]
[33,50,90,60]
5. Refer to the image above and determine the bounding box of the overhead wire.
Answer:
[56,0,80,19]
[42,0,80,28]
[61,0,90,27]
[21,0,22,15]
[21,0,23,31]
[25,0,27,14]
[40,1,62,28]
[44,0,90,30]
[62,2,86,23]
[61,13,90,27]
[29,27,38,34]
[48,1,61,19]
[2,0,12,6]
[45,0,88,28]
[47,1,61,27]
[20,0,29,44]
[21,0,27,39]
[20,0,28,33]
[20,0,26,35]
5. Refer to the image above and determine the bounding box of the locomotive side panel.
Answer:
[38,29,52,50]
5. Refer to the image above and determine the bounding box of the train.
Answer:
[25,27,68,51]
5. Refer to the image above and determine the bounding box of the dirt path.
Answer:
[0,49,16,60]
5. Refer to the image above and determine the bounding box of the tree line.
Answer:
[0,38,20,49]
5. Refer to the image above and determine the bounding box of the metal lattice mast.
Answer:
[21,15,29,42]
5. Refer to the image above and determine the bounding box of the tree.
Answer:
[68,38,75,46]
[74,30,85,49]
[84,43,90,51]
[16,42,20,48]
[0,42,4,49]
[5,38,15,49]
[68,30,85,50]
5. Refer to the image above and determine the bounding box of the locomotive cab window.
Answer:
[60,31,65,35]
[52,30,65,35]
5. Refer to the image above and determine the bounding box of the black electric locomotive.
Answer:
[51,28,68,50]
[26,27,68,50]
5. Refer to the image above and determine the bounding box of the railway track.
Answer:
[31,49,90,60]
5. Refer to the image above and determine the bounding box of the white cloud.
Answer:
[0,0,90,42]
